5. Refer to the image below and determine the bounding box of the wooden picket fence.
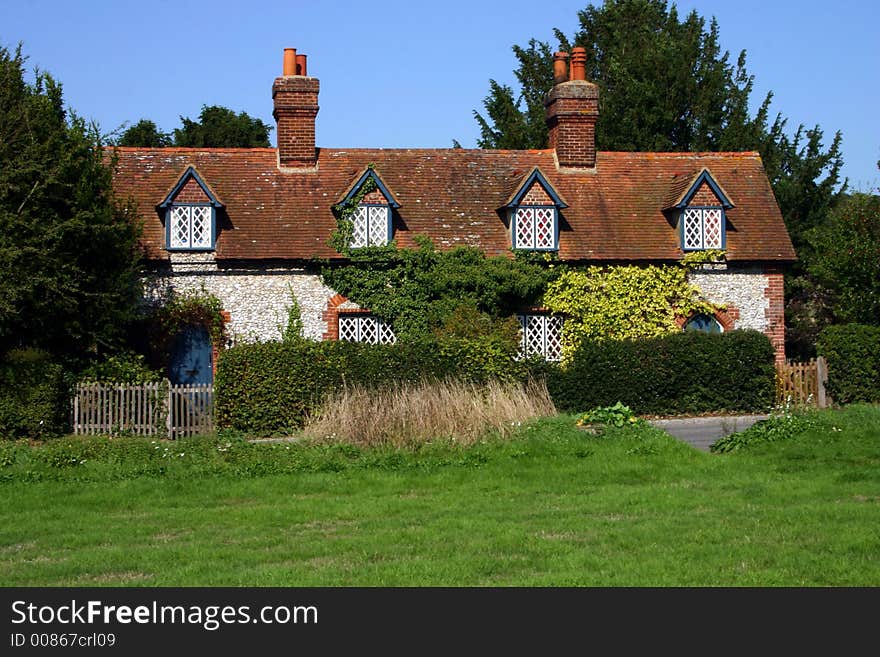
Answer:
[775,356,829,408]
[72,381,214,439]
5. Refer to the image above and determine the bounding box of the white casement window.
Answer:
[169,205,213,249]
[338,314,396,344]
[518,314,563,361]
[350,205,391,248]
[682,207,724,250]
[513,207,557,250]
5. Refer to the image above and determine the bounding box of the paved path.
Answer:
[649,414,769,452]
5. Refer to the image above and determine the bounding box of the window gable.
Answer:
[158,167,222,252]
[337,168,399,250]
[505,169,566,252]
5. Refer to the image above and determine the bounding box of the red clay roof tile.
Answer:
[110,146,796,262]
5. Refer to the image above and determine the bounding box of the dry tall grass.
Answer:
[302,378,557,448]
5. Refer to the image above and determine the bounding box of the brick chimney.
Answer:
[273,48,319,169]
[545,47,599,169]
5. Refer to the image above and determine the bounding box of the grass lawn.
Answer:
[0,405,878,586]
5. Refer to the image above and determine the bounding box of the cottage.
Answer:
[110,47,795,383]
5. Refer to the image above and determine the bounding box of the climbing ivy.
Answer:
[320,238,554,342]
[542,264,721,360]
[148,288,226,365]
[329,166,379,254]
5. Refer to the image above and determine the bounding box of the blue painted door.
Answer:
[169,324,213,384]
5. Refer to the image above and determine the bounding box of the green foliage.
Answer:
[0,348,69,439]
[576,402,645,429]
[215,337,529,435]
[117,119,172,147]
[679,249,726,267]
[145,288,225,370]
[548,330,776,415]
[172,105,272,148]
[542,264,719,359]
[816,324,880,404]
[320,240,553,342]
[434,303,522,348]
[281,291,305,343]
[710,411,820,453]
[807,193,880,326]
[78,352,161,384]
[0,44,143,363]
[329,171,378,254]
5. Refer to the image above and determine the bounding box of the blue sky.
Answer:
[3,0,878,189]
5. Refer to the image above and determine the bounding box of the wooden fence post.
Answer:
[816,356,828,409]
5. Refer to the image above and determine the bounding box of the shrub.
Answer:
[302,378,556,448]
[0,349,70,439]
[78,352,161,384]
[548,329,775,415]
[576,402,645,429]
[816,324,880,404]
[215,336,528,435]
[710,410,820,453]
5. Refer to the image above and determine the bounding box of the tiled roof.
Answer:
[110,146,796,262]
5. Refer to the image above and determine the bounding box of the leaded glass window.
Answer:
[682,207,724,250]
[518,314,563,361]
[350,205,391,248]
[338,314,396,344]
[513,207,557,250]
[168,205,213,250]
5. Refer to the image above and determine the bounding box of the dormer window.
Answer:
[682,207,724,250]
[514,207,557,250]
[350,204,391,248]
[158,167,223,252]
[665,168,733,252]
[169,205,213,249]
[504,168,567,252]
[337,167,400,250]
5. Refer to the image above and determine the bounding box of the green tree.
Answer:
[117,118,171,147]
[472,0,845,356]
[173,105,272,147]
[0,45,142,363]
[807,191,880,326]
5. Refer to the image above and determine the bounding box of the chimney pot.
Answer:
[553,52,569,84]
[570,47,587,81]
[295,54,307,76]
[283,48,297,76]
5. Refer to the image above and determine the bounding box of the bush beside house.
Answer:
[547,330,776,416]
[214,336,527,434]
[0,349,70,439]
[817,324,880,404]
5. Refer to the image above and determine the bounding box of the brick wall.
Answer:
[545,81,599,169]
[172,177,210,204]
[763,266,786,365]
[689,183,720,206]
[520,183,553,205]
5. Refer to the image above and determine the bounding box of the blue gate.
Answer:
[169,324,213,385]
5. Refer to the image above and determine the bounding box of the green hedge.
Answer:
[546,329,776,415]
[0,349,70,439]
[215,337,524,434]
[817,324,880,404]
